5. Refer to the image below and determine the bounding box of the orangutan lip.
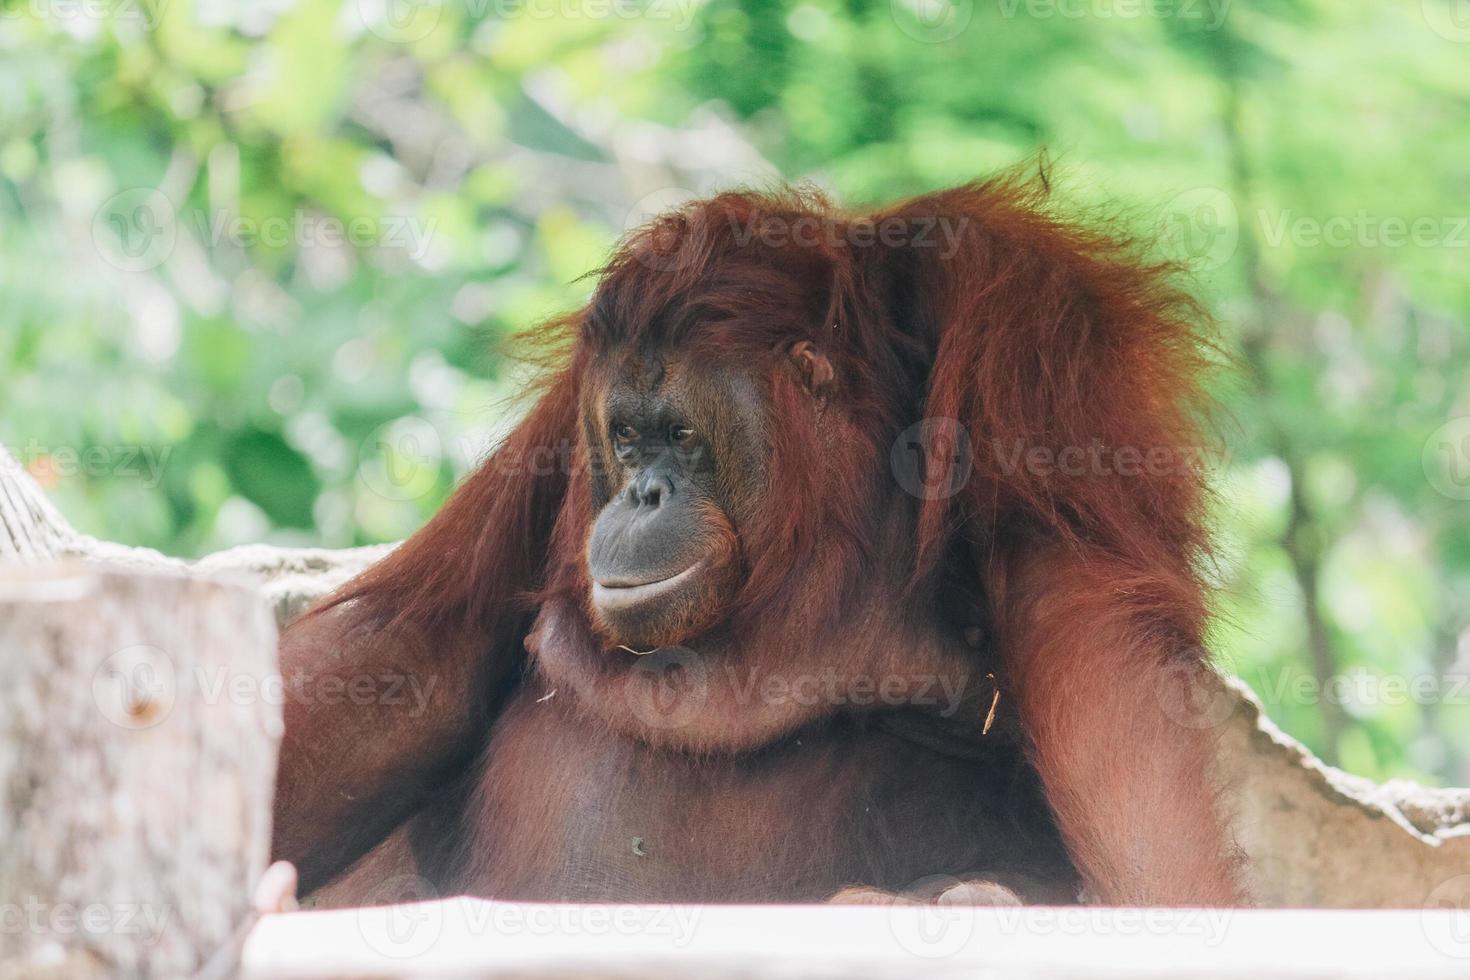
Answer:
[592,561,705,610]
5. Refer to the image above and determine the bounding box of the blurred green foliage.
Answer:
[1,0,1468,783]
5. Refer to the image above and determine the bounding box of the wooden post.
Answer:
[0,565,281,979]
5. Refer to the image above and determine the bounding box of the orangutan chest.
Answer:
[451,682,1066,903]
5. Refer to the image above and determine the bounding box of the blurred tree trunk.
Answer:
[1205,28,1348,765]
[0,563,280,979]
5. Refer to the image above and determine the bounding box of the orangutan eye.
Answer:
[670,425,696,446]
[613,423,638,444]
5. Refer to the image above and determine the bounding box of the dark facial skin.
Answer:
[582,349,760,648]
[533,337,995,761]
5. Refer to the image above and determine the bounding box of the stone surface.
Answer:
[1222,681,1470,907]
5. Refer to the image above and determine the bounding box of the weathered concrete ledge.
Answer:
[240,901,1470,979]
[3,443,1468,908]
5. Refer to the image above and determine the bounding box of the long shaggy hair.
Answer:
[284,169,1246,907]
[318,170,1216,650]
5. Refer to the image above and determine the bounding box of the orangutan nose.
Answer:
[625,471,673,509]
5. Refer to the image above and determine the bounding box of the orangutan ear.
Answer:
[788,340,834,393]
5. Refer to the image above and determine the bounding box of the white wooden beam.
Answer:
[243,900,1470,979]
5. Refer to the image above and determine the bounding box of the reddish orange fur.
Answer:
[274,169,1246,906]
